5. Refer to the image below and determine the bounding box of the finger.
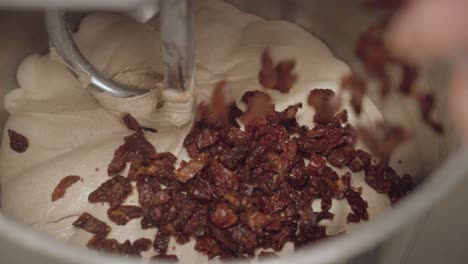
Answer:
[386,0,468,64]
[448,64,468,144]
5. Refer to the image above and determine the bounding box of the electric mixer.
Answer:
[0,1,465,264]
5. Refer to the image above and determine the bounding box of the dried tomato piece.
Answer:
[107,143,128,175]
[258,49,276,89]
[287,160,308,188]
[118,240,139,256]
[122,113,142,133]
[364,164,392,193]
[341,74,366,115]
[230,224,257,252]
[388,174,413,203]
[187,177,213,201]
[7,129,29,153]
[136,176,162,208]
[258,49,297,93]
[87,237,148,256]
[73,213,110,236]
[153,231,170,255]
[209,160,239,193]
[316,211,334,222]
[358,123,409,160]
[210,225,240,252]
[195,235,223,259]
[223,126,249,146]
[183,126,202,158]
[128,155,176,181]
[348,156,366,172]
[268,226,292,251]
[278,103,302,122]
[175,158,206,183]
[274,60,298,93]
[198,81,233,127]
[326,145,355,168]
[88,175,132,208]
[210,203,238,228]
[240,210,271,233]
[308,89,340,124]
[132,238,152,253]
[321,167,351,200]
[108,114,157,176]
[107,205,143,225]
[240,90,275,125]
[87,236,119,252]
[293,206,328,246]
[196,128,220,149]
[346,188,369,223]
[263,192,289,214]
[184,206,209,237]
[51,175,81,201]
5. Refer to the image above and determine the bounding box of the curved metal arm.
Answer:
[160,0,194,92]
[45,9,147,97]
[45,0,193,98]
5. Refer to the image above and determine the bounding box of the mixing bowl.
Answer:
[0,1,466,263]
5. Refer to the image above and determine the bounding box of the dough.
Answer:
[0,0,391,262]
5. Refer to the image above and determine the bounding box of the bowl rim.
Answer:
[0,148,466,264]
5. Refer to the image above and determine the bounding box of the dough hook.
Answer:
[45,0,194,98]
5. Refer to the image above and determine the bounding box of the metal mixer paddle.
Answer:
[45,0,194,98]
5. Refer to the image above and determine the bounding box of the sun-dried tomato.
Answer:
[175,158,206,183]
[7,129,29,153]
[388,173,413,204]
[132,238,152,253]
[308,89,340,124]
[198,81,233,127]
[341,74,366,115]
[123,113,142,133]
[195,236,223,259]
[51,175,81,201]
[259,49,297,93]
[209,160,239,194]
[153,231,170,255]
[358,123,409,160]
[88,175,132,208]
[107,205,143,225]
[210,225,240,252]
[73,213,110,236]
[326,145,355,168]
[230,224,257,252]
[346,188,369,223]
[240,90,275,125]
[210,203,238,228]
[87,236,150,256]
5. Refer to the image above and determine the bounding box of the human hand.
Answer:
[387,0,468,140]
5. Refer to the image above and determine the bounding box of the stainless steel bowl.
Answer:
[0,1,466,263]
